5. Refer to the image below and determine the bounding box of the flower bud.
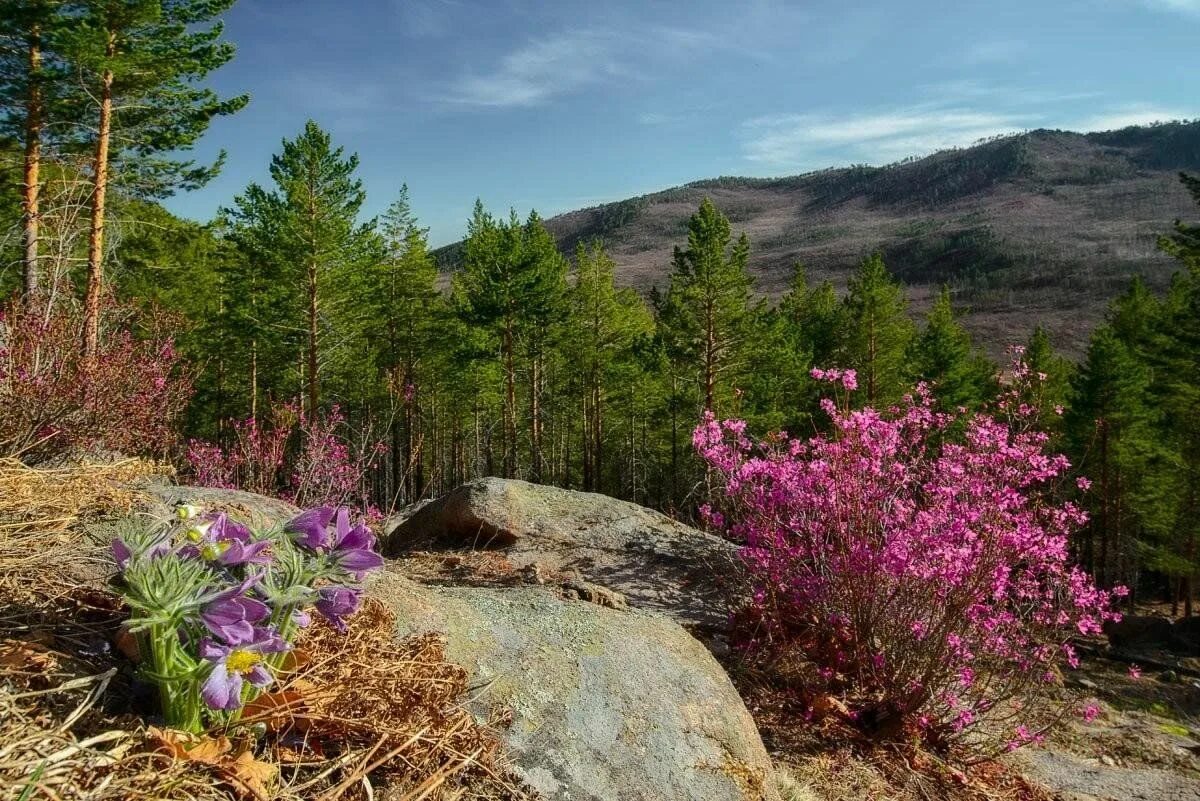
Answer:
[177,504,203,521]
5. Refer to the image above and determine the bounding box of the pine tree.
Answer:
[839,253,914,406]
[516,212,568,482]
[1145,180,1200,613]
[909,287,995,410]
[224,121,375,416]
[1023,326,1074,436]
[454,204,566,479]
[1066,325,1154,587]
[779,264,840,369]
[61,0,247,357]
[660,197,753,414]
[374,185,442,502]
[567,241,653,492]
[0,0,70,298]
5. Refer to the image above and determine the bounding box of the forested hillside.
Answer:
[438,123,1200,357]
[2,0,1199,612]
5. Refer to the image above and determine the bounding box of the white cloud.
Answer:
[742,107,1028,169]
[440,23,717,109]
[443,31,621,108]
[1073,106,1191,131]
[1140,0,1200,15]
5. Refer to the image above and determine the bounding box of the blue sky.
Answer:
[166,0,1200,245]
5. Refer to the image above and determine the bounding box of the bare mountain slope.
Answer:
[438,121,1200,357]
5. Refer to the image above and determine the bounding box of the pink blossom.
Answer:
[695,352,1120,753]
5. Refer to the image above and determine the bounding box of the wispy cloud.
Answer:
[1139,0,1200,15]
[440,24,716,109]
[1073,105,1192,130]
[742,107,1028,169]
[741,95,1197,171]
[443,31,620,108]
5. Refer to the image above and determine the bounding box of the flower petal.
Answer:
[201,663,241,710]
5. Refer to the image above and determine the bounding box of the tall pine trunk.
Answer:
[21,23,42,299]
[529,352,543,482]
[83,44,115,360]
[502,316,517,478]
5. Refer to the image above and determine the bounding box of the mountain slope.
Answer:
[440,121,1200,357]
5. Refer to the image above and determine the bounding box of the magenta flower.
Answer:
[285,506,336,550]
[199,628,288,711]
[315,585,361,632]
[201,595,270,645]
[329,508,383,579]
[185,513,270,566]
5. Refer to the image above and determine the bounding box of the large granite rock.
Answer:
[370,569,778,801]
[384,478,742,631]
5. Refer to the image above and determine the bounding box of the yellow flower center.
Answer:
[226,649,262,675]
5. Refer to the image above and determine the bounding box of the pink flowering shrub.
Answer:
[695,356,1124,755]
[0,299,191,461]
[186,402,382,514]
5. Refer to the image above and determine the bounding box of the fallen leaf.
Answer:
[224,748,277,801]
[147,727,232,764]
[0,639,59,673]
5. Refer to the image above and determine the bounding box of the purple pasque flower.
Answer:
[330,508,383,579]
[285,506,335,551]
[185,513,270,566]
[315,585,362,632]
[112,536,170,570]
[201,594,270,645]
[199,627,288,711]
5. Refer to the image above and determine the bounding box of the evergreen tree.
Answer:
[1066,325,1154,588]
[0,0,71,297]
[567,241,653,492]
[516,212,568,482]
[909,287,995,410]
[454,203,566,478]
[839,253,914,405]
[224,121,375,416]
[660,197,753,414]
[373,185,442,502]
[60,0,247,357]
[779,264,840,369]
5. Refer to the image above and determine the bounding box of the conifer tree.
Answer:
[454,203,566,478]
[567,241,653,492]
[0,0,70,297]
[1066,325,1154,587]
[839,253,914,405]
[909,287,995,410]
[224,121,374,415]
[62,0,247,357]
[374,185,441,501]
[1023,326,1074,436]
[779,264,841,369]
[660,197,752,414]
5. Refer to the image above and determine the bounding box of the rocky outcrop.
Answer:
[385,478,743,631]
[370,569,778,801]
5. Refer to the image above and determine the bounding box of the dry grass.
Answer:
[0,461,533,801]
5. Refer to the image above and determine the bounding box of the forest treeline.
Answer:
[1,1,1198,608]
